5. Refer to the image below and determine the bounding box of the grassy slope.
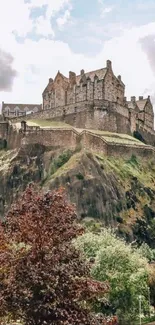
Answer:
[27,120,145,146]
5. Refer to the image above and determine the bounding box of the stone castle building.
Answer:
[2,102,42,117]
[42,60,125,109]
[42,60,154,135]
[1,59,154,146]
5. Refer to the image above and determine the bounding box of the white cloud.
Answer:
[98,0,114,17]
[0,0,155,111]
[56,10,71,29]
[101,6,114,17]
[34,16,54,37]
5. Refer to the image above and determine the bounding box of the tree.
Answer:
[0,185,111,325]
[75,229,149,325]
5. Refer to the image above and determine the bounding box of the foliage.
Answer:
[49,150,73,175]
[0,185,110,325]
[75,228,149,325]
[138,242,155,262]
[76,172,84,180]
[127,154,139,166]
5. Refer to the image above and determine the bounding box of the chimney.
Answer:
[139,96,143,100]
[69,71,76,85]
[131,96,136,102]
[80,69,85,76]
[148,95,150,100]
[106,60,112,69]
[124,96,127,102]
[118,75,121,81]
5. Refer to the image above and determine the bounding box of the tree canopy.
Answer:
[75,228,149,324]
[0,185,112,325]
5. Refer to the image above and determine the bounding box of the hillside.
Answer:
[0,138,155,247]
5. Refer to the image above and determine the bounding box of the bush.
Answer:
[75,228,149,324]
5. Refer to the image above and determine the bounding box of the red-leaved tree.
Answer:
[0,185,114,325]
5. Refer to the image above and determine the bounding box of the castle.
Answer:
[42,60,125,109]
[1,59,155,150]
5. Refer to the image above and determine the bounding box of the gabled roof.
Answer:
[2,103,42,112]
[54,71,69,83]
[136,99,147,111]
[76,68,107,85]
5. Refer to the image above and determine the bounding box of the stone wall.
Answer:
[136,124,155,146]
[0,122,23,150]
[10,100,131,135]
[103,66,125,105]
[82,131,155,160]
[22,128,79,150]
[0,120,154,160]
[21,128,155,160]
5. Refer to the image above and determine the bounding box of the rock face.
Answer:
[1,144,155,247]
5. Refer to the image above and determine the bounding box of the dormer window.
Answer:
[15,106,19,116]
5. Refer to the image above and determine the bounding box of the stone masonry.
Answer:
[2,59,155,146]
[42,60,125,110]
[42,59,154,136]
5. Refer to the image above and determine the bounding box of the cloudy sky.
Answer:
[0,0,155,106]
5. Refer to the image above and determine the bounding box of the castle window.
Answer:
[87,82,90,90]
[80,83,82,91]
[74,85,76,93]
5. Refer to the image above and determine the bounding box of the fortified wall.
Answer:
[2,59,155,147]
[0,121,154,161]
[9,99,133,135]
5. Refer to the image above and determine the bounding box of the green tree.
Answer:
[75,229,149,325]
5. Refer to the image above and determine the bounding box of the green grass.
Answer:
[45,151,83,182]
[95,153,155,189]
[102,135,146,145]
[28,119,72,128]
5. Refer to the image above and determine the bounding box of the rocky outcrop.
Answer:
[1,144,155,247]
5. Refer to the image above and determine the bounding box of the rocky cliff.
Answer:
[1,144,155,247]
